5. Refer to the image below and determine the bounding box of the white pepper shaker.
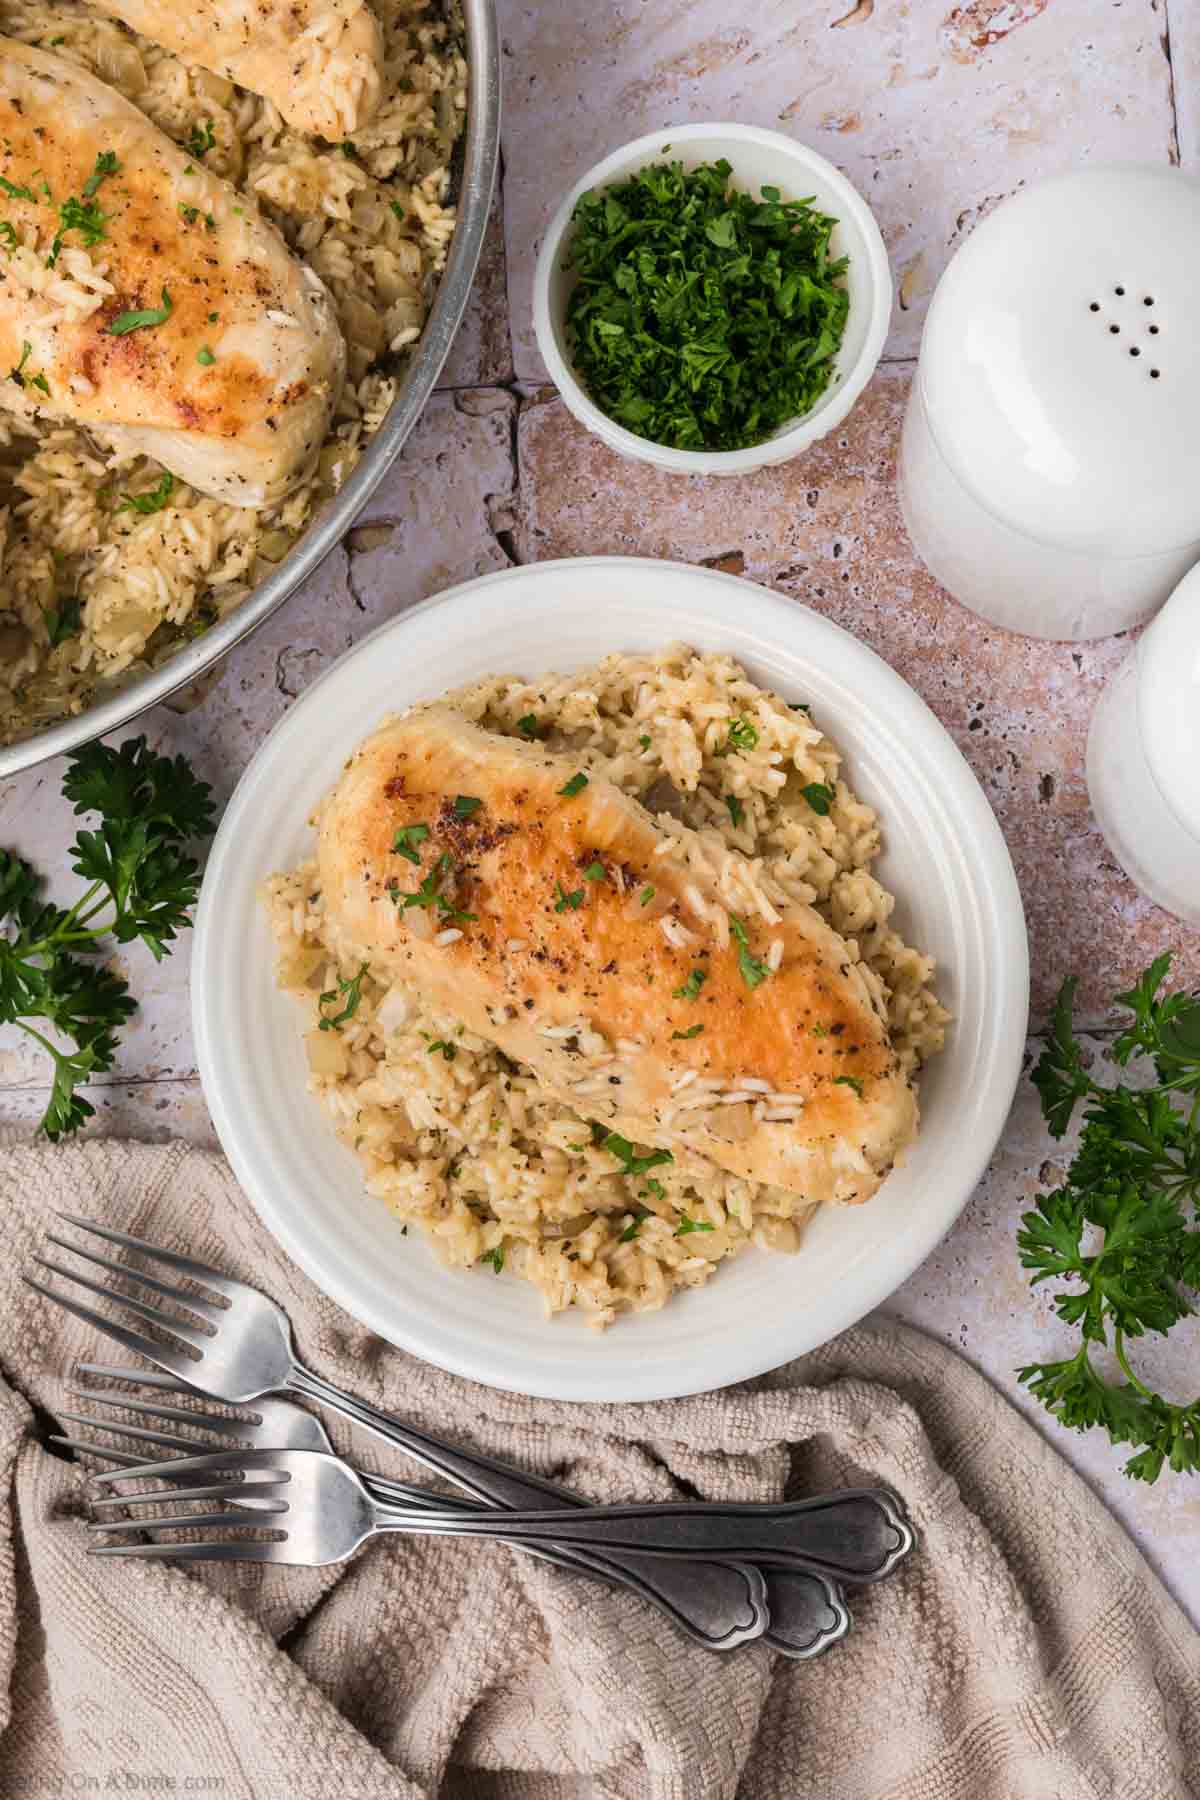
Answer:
[1087,562,1200,925]
[899,165,1200,641]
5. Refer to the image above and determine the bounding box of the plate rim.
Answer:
[193,555,1029,1400]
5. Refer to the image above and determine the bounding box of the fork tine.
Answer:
[56,1410,227,1456]
[65,1388,251,1437]
[89,1509,284,1531]
[91,1447,288,1484]
[75,1364,207,1396]
[89,1540,289,1563]
[49,1435,145,1466]
[22,1277,198,1379]
[45,1234,225,1317]
[91,1481,289,1508]
[55,1215,237,1296]
[31,1257,211,1349]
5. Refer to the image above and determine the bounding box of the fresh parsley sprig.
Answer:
[0,738,215,1137]
[1017,956,1200,1482]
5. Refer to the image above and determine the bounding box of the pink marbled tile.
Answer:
[512,368,1200,1024]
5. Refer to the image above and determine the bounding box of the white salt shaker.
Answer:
[899,165,1200,641]
[1087,563,1200,925]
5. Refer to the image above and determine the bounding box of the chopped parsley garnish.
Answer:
[394,851,476,923]
[673,967,706,1002]
[29,370,50,396]
[642,1178,666,1202]
[47,193,108,266]
[602,1132,674,1178]
[583,860,606,882]
[801,782,834,817]
[427,1039,457,1061]
[789,702,812,714]
[341,140,359,158]
[479,1244,505,1274]
[83,151,120,198]
[722,717,758,754]
[517,714,539,738]
[0,176,37,203]
[559,772,588,798]
[554,882,584,912]
[392,822,430,864]
[672,1023,704,1040]
[9,341,32,385]
[676,1213,716,1237]
[618,1216,644,1243]
[639,734,651,750]
[729,916,768,990]
[186,119,217,159]
[834,1074,864,1097]
[44,597,81,648]
[726,795,745,829]
[563,158,849,452]
[812,1022,829,1038]
[639,885,656,906]
[196,346,215,366]
[0,220,15,250]
[108,287,172,336]
[318,963,369,1032]
[390,200,406,223]
[452,794,482,818]
[116,471,174,515]
[179,204,215,230]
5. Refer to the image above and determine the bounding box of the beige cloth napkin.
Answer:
[0,1138,1196,1800]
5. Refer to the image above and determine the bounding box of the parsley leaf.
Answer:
[453,794,482,818]
[564,159,849,452]
[722,717,758,754]
[0,742,215,1136]
[554,882,584,912]
[0,220,16,251]
[44,597,81,648]
[83,150,121,198]
[196,346,216,366]
[583,860,606,882]
[726,795,744,829]
[0,176,37,203]
[559,772,588,798]
[801,782,834,816]
[392,822,429,864]
[394,851,475,923]
[516,714,540,739]
[427,1038,457,1061]
[108,286,172,336]
[479,1244,505,1274]
[834,1074,864,1097]
[116,471,174,516]
[1018,958,1200,1482]
[673,967,706,1002]
[676,1213,716,1237]
[186,119,217,160]
[729,916,768,990]
[672,1023,704,1040]
[603,1132,674,1178]
[639,885,656,906]
[318,963,368,1031]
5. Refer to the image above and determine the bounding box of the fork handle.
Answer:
[369,1490,912,1584]
[289,1363,766,1651]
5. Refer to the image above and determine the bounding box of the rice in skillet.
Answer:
[0,0,465,743]
[262,645,951,1328]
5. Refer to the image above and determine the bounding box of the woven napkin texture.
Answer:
[0,1138,1195,1800]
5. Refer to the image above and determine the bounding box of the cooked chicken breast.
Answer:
[0,42,345,507]
[317,706,919,1206]
[89,0,384,138]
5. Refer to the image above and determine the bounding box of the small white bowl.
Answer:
[532,123,892,477]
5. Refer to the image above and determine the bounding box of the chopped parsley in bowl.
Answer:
[562,158,850,454]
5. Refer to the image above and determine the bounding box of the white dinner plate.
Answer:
[193,557,1028,1402]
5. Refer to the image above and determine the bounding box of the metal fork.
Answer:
[57,1371,852,1658]
[87,1448,913,1583]
[28,1216,857,1655]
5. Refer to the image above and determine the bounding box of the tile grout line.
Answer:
[1161,0,1181,166]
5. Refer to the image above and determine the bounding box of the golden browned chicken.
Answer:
[0,42,345,507]
[88,0,384,137]
[317,705,919,1206]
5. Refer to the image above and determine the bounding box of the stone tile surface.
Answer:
[513,375,1200,1027]
[497,0,1175,380]
[1169,0,1199,168]
[437,192,515,390]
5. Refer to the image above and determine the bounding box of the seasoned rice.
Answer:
[0,0,465,742]
[262,645,951,1328]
